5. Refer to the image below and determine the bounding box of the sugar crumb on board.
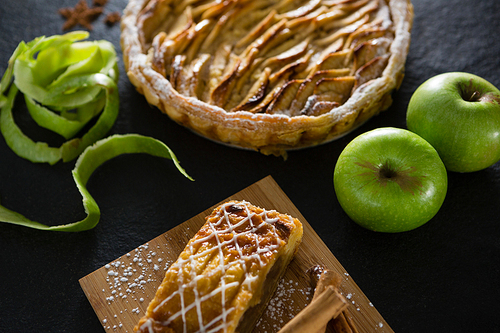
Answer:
[100,242,173,331]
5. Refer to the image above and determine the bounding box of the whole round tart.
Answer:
[121,0,413,156]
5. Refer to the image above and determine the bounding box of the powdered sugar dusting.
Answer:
[94,238,386,333]
[255,278,312,332]
[99,242,174,331]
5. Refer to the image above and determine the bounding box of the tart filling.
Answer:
[121,0,413,156]
[134,200,303,333]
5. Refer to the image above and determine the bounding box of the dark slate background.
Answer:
[1,0,499,332]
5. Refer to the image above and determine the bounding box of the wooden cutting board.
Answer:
[80,175,393,332]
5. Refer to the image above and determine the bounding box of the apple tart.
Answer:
[121,0,413,156]
[134,200,303,333]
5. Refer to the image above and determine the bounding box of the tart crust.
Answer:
[134,200,303,333]
[121,0,413,156]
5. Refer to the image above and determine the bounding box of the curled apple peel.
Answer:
[0,31,119,164]
[0,134,193,231]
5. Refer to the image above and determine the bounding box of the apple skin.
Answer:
[334,127,448,233]
[406,72,500,173]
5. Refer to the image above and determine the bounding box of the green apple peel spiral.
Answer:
[0,31,119,164]
[0,32,194,231]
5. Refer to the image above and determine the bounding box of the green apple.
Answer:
[406,72,500,173]
[334,127,448,233]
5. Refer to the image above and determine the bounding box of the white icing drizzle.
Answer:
[141,201,291,333]
[143,318,154,333]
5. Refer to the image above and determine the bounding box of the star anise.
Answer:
[59,0,103,31]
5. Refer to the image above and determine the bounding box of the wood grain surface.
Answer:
[80,176,392,332]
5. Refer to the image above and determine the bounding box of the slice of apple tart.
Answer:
[121,0,413,156]
[134,200,303,333]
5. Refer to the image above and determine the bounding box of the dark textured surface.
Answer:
[1,0,499,332]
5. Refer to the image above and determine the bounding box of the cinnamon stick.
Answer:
[312,267,343,297]
[333,311,359,333]
[277,285,347,333]
[308,265,359,333]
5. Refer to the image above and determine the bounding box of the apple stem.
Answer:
[468,90,481,102]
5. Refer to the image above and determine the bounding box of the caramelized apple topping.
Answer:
[137,0,395,117]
